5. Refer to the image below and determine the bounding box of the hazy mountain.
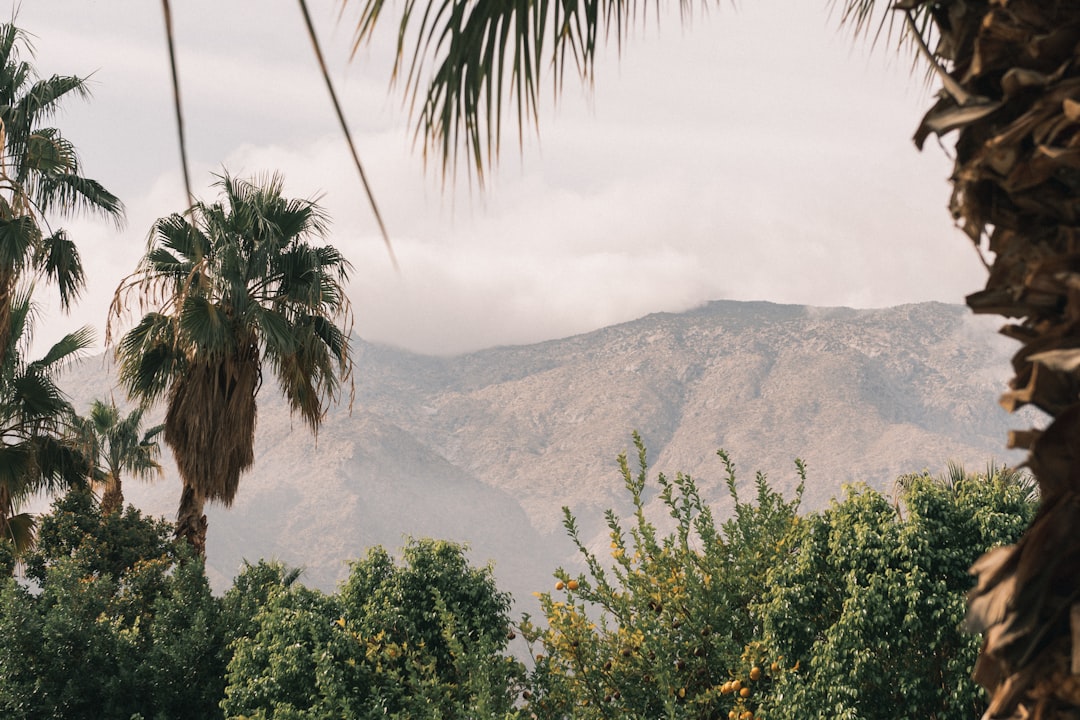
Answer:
[57,300,1030,608]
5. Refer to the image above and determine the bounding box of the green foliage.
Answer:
[24,486,174,584]
[221,539,523,719]
[0,289,94,556]
[0,441,1036,720]
[0,21,122,313]
[0,488,227,719]
[521,434,803,719]
[522,437,1036,720]
[757,469,1037,720]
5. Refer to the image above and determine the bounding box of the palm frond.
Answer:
[22,128,79,178]
[30,435,92,495]
[0,216,40,272]
[347,0,703,181]
[10,370,72,427]
[3,512,36,556]
[30,324,93,371]
[9,75,91,134]
[0,23,25,75]
[37,229,85,309]
[33,172,124,223]
[116,312,183,404]
[348,0,934,181]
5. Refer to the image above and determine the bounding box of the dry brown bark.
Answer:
[908,0,1080,716]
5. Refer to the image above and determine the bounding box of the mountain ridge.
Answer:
[56,299,1028,606]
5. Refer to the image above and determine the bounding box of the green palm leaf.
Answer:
[0,287,92,555]
[347,0,934,180]
[0,20,123,366]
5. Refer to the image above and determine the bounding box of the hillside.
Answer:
[57,300,1029,606]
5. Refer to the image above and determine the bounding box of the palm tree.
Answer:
[0,21,124,364]
[111,172,354,556]
[0,288,93,556]
[70,400,163,515]
[347,0,1080,715]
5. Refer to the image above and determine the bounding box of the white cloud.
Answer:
[21,0,993,359]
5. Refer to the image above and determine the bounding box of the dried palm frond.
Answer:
[908,0,1080,716]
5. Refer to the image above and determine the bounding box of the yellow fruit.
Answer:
[749,666,761,681]
[731,679,742,691]
[740,687,751,698]
[728,711,737,720]
[770,661,779,672]
[567,579,579,591]
[740,713,753,720]
[555,581,565,590]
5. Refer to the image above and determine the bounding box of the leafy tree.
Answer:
[521,439,1036,720]
[0,289,92,556]
[69,399,163,515]
[0,21,122,364]
[221,539,523,719]
[757,468,1036,720]
[0,488,227,719]
[521,435,803,720]
[111,173,353,554]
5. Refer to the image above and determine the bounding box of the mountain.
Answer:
[56,300,1030,609]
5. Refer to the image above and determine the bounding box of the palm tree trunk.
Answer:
[0,269,15,369]
[99,476,123,515]
[175,483,208,557]
[910,1,1080,716]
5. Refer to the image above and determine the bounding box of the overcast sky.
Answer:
[17,0,986,356]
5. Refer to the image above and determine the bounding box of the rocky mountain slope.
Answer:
[57,300,1030,606]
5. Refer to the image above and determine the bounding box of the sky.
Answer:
[16,0,989,356]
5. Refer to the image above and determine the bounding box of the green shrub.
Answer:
[520,436,1036,720]
[221,539,523,719]
[0,488,227,720]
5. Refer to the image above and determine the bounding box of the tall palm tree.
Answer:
[0,21,124,365]
[0,288,93,555]
[111,172,354,556]
[70,400,163,515]
[347,0,1080,715]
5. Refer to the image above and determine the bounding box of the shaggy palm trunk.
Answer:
[0,268,15,368]
[99,476,123,515]
[910,0,1080,716]
[166,344,259,557]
